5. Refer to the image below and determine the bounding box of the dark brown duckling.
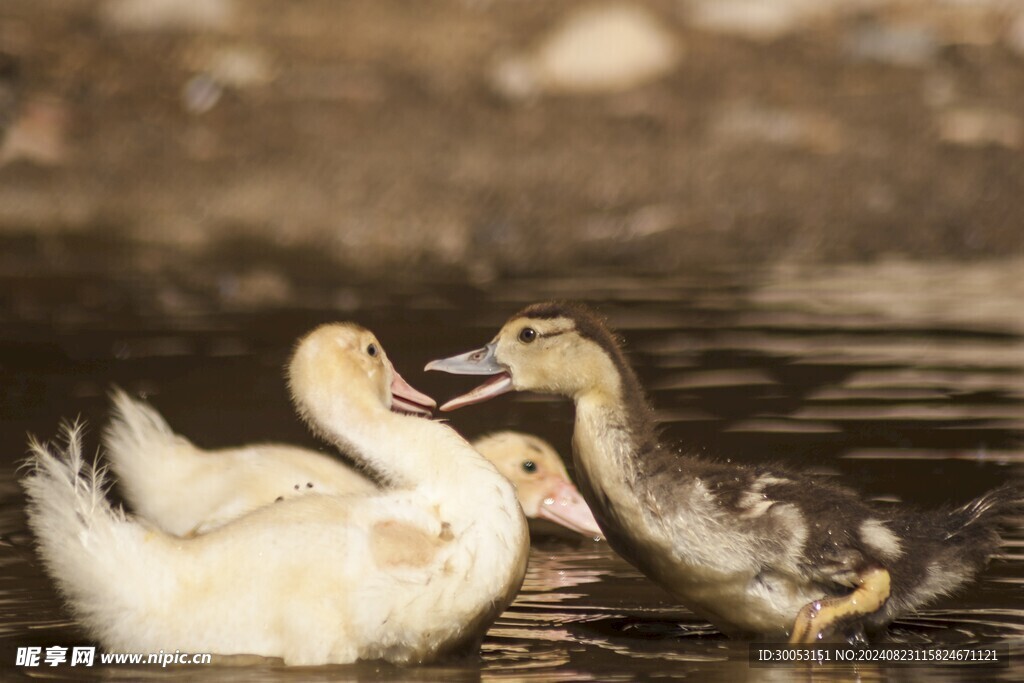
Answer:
[426,300,1021,643]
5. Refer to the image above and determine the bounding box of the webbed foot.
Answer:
[788,567,891,644]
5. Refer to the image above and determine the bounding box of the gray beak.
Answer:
[424,342,503,375]
[425,342,514,411]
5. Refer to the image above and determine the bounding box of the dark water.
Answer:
[1,237,1022,680]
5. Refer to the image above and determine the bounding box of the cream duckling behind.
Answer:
[22,323,528,666]
[472,431,601,538]
[103,395,601,538]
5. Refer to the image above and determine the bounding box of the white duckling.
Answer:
[426,301,1021,643]
[103,394,601,538]
[22,323,528,665]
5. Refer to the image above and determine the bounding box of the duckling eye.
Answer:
[518,327,537,344]
[366,343,378,357]
[521,460,537,474]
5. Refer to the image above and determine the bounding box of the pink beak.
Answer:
[536,479,604,539]
[389,367,436,417]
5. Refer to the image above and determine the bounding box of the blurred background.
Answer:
[2,3,1024,679]
[2,0,1022,281]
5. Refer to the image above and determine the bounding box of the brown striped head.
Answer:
[426,302,635,411]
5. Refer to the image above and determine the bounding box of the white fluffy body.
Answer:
[22,324,529,666]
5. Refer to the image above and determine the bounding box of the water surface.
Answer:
[1,238,1021,680]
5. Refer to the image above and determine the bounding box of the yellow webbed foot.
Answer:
[789,567,891,644]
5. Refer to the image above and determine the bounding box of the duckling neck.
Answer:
[315,407,520,515]
[314,407,448,490]
[571,374,686,569]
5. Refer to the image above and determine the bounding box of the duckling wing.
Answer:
[747,474,885,581]
[660,460,883,590]
[368,517,453,572]
[181,491,457,605]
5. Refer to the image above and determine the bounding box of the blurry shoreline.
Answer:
[2,0,1023,279]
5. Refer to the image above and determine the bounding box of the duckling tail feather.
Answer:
[106,387,175,439]
[103,388,179,477]
[903,484,1022,609]
[22,422,163,650]
[103,389,200,525]
[944,483,1022,546]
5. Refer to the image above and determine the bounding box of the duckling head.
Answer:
[289,323,436,430]
[473,431,603,538]
[426,301,628,410]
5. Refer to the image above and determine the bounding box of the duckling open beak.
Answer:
[424,343,513,412]
[390,368,436,417]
